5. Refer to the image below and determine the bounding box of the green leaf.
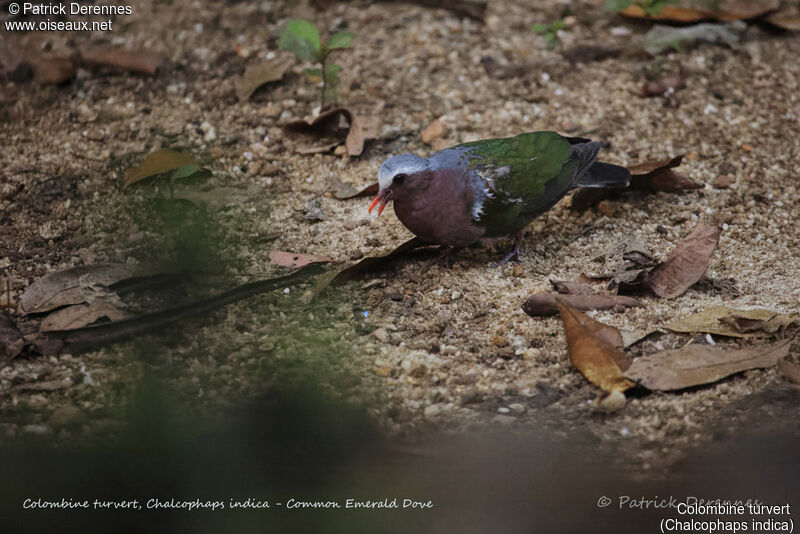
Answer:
[532,23,549,33]
[326,31,354,51]
[324,63,341,82]
[303,67,323,78]
[552,20,566,30]
[604,0,634,11]
[171,164,200,180]
[279,20,321,62]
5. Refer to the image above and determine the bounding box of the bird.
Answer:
[369,131,631,266]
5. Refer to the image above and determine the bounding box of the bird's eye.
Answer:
[393,173,407,186]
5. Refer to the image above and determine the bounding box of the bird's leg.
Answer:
[432,245,460,268]
[491,232,524,268]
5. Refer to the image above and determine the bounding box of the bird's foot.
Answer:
[490,249,521,268]
[491,233,524,268]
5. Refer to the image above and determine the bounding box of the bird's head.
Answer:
[369,154,430,216]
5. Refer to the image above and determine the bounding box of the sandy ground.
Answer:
[2,0,800,480]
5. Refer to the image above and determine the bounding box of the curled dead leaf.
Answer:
[645,222,721,298]
[236,57,292,102]
[625,339,791,391]
[28,54,75,84]
[523,293,642,317]
[19,264,140,315]
[666,306,797,338]
[556,298,633,393]
[283,108,377,157]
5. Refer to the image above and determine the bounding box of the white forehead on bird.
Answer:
[378,154,429,190]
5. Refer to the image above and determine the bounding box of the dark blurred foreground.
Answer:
[2,376,798,534]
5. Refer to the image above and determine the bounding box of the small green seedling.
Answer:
[532,21,566,50]
[279,19,354,108]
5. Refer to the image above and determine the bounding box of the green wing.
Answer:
[457,131,579,236]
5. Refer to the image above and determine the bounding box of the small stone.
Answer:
[22,424,51,435]
[511,264,524,277]
[597,200,618,217]
[343,218,369,230]
[423,404,443,417]
[349,249,364,261]
[421,118,447,144]
[497,406,511,414]
[595,390,627,413]
[304,199,325,221]
[713,174,735,189]
[491,335,509,347]
[508,403,526,414]
[373,328,389,343]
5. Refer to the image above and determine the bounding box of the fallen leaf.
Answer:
[124,149,199,186]
[556,298,633,393]
[283,108,376,157]
[621,329,661,348]
[764,5,800,30]
[523,293,642,317]
[326,237,433,287]
[621,0,779,22]
[645,222,721,298]
[421,118,446,144]
[236,57,292,102]
[80,47,165,75]
[667,306,797,338]
[778,358,800,385]
[269,250,332,269]
[334,182,378,200]
[19,264,141,315]
[39,298,130,332]
[628,155,702,193]
[625,339,791,391]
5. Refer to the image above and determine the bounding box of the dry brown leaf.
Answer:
[39,299,130,332]
[421,119,446,144]
[556,298,634,393]
[283,108,375,157]
[667,306,797,338]
[629,155,702,193]
[124,149,199,186]
[764,5,800,30]
[645,222,721,298]
[625,339,791,391]
[80,47,165,75]
[269,250,332,269]
[19,264,140,315]
[778,358,800,385]
[236,58,292,102]
[523,293,642,317]
[621,0,779,22]
[325,237,433,287]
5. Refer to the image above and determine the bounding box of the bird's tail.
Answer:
[577,162,631,189]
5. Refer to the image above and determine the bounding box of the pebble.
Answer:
[373,328,389,343]
[22,424,51,435]
[508,403,525,414]
[423,404,443,417]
